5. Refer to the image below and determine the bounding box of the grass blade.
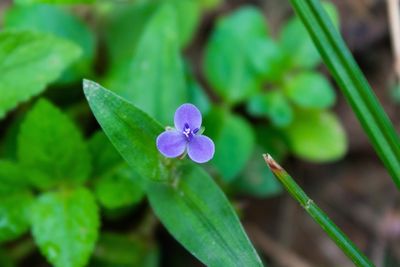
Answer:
[288,0,400,187]
[263,154,374,267]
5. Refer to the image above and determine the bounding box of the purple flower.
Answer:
[156,103,215,163]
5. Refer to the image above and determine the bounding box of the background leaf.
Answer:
[185,63,211,114]
[4,4,95,83]
[255,126,289,161]
[90,232,159,267]
[169,0,201,47]
[0,160,28,194]
[89,132,144,209]
[286,111,347,162]
[280,2,339,69]
[147,165,263,267]
[14,0,95,4]
[103,2,157,72]
[31,187,99,267]
[205,108,255,182]
[284,72,335,109]
[105,4,187,125]
[0,162,31,242]
[203,6,271,104]
[233,148,282,198]
[247,90,293,127]
[0,191,32,243]
[18,99,91,190]
[0,30,81,118]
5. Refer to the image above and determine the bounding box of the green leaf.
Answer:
[147,165,263,267]
[0,115,23,159]
[90,232,159,267]
[14,0,95,4]
[104,2,158,70]
[31,187,100,267]
[168,0,201,47]
[18,99,91,190]
[280,2,339,69]
[83,80,262,266]
[83,80,168,182]
[247,90,293,127]
[0,191,33,243]
[4,4,95,83]
[204,6,271,104]
[89,132,144,209]
[205,108,255,182]
[247,38,286,82]
[255,126,289,162]
[0,30,81,118]
[233,147,282,198]
[284,72,335,109]
[105,4,187,125]
[0,250,15,267]
[288,0,400,185]
[0,160,28,194]
[104,0,197,71]
[185,63,211,114]
[199,0,222,9]
[286,111,347,162]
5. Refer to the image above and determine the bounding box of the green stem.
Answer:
[288,0,400,188]
[263,154,375,267]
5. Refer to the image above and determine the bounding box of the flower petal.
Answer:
[174,103,202,131]
[187,135,215,163]
[156,130,187,158]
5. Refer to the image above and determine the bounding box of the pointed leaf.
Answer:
[169,0,201,47]
[106,4,187,125]
[104,2,158,70]
[83,80,168,182]
[147,165,263,267]
[83,80,263,267]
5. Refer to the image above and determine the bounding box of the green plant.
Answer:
[0,0,389,266]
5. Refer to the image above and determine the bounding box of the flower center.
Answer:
[183,123,199,141]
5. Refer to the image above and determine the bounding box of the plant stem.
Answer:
[263,154,375,267]
[288,0,400,188]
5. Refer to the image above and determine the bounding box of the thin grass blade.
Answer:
[288,0,400,187]
[263,154,374,267]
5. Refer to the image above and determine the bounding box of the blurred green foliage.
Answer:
[0,0,347,266]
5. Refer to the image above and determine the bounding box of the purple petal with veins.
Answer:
[174,103,202,132]
[156,103,215,163]
[156,130,187,158]
[187,135,215,163]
